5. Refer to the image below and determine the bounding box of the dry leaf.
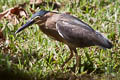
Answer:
[0,29,5,41]
[29,8,36,14]
[9,6,28,18]
[30,0,61,10]
[0,10,9,20]
[0,29,5,48]
[0,5,28,25]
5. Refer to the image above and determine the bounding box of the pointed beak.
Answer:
[15,19,35,34]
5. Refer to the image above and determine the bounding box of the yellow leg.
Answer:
[73,49,80,73]
[61,48,74,68]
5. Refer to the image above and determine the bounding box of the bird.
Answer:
[15,10,113,68]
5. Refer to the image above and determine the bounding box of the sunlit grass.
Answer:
[0,0,120,80]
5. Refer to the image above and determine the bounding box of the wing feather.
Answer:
[56,18,96,47]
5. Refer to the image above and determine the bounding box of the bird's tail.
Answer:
[95,31,113,49]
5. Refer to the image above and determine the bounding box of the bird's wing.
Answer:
[56,15,97,46]
[59,14,95,32]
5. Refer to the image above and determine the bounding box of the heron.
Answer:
[15,10,113,69]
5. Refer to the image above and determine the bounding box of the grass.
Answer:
[0,0,120,80]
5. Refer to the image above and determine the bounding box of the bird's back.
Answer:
[55,13,113,48]
[39,13,113,49]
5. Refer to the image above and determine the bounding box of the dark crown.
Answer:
[31,10,49,19]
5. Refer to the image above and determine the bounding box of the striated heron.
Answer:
[15,10,113,68]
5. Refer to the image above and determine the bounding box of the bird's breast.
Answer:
[38,24,66,43]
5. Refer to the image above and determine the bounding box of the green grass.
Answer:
[0,0,120,80]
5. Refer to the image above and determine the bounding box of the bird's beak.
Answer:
[15,19,35,34]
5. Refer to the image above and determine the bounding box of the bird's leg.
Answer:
[73,49,80,73]
[61,48,73,68]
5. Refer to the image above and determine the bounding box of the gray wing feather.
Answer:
[56,20,96,47]
[56,14,113,48]
[59,14,95,32]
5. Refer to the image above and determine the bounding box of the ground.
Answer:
[0,0,120,80]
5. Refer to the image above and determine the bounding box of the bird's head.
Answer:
[15,10,50,34]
